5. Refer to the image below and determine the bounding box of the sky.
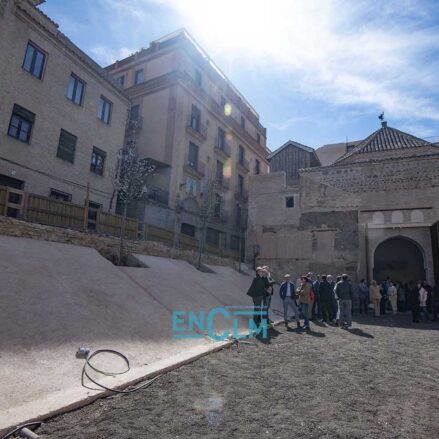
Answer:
[40,0,439,151]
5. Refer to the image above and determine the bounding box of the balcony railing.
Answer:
[184,154,206,176]
[126,116,143,132]
[146,186,169,206]
[212,209,229,224]
[236,158,250,172]
[214,138,231,157]
[234,189,249,201]
[186,115,207,140]
[215,175,230,190]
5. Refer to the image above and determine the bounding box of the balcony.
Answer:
[214,138,231,158]
[184,155,206,177]
[126,116,143,133]
[146,186,169,206]
[186,115,207,141]
[215,175,230,191]
[234,189,249,202]
[236,158,250,173]
[212,209,229,224]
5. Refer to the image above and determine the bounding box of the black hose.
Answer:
[82,349,161,394]
[0,422,41,439]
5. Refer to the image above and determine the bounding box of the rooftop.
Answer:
[335,121,437,164]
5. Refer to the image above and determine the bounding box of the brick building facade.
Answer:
[0,0,130,211]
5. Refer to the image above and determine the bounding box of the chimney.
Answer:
[381,121,388,128]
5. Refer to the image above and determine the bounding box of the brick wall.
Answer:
[0,216,238,269]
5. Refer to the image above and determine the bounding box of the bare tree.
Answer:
[196,165,219,270]
[114,140,154,262]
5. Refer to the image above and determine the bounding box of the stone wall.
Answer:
[0,216,238,269]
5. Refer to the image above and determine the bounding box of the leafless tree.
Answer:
[196,164,219,269]
[113,140,154,262]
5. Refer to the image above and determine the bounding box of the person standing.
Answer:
[358,279,369,315]
[407,281,420,323]
[380,281,388,315]
[262,266,275,325]
[296,275,312,330]
[418,281,430,322]
[246,267,267,327]
[432,284,439,322]
[387,281,398,315]
[334,274,353,328]
[307,272,315,320]
[369,280,381,317]
[312,274,321,320]
[397,282,406,312]
[279,274,301,328]
[319,275,332,324]
[327,275,337,323]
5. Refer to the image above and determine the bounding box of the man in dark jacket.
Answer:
[334,274,354,328]
[247,267,267,325]
[318,275,332,324]
[407,281,420,323]
[279,274,300,328]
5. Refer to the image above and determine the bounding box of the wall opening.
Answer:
[373,237,425,284]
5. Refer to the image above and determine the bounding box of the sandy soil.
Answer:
[34,313,439,439]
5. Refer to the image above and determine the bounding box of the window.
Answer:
[181,222,196,237]
[187,142,199,168]
[135,69,144,85]
[56,129,77,163]
[116,75,125,86]
[230,235,240,251]
[214,193,222,217]
[97,96,112,124]
[217,127,225,149]
[130,104,140,120]
[235,205,242,227]
[206,227,220,247]
[22,42,46,79]
[216,160,224,183]
[50,189,72,202]
[66,73,85,105]
[190,104,200,131]
[8,104,35,143]
[90,147,106,175]
[286,196,295,208]
[195,69,202,87]
[186,177,197,196]
[256,133,261,144]
[255,159,261,175]
[240,116,245,129]
[238,145,245,165]
[238,174,244,194]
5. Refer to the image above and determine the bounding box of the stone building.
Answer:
[105,30,269,254]
[248,121,439,286]
[0,0,130,212]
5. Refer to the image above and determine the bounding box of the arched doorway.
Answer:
[373,237,425,284]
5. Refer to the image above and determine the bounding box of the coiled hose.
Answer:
[82,348,161,394]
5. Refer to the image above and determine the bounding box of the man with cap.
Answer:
[334,274,354,328]
[279,274,301,328]
[247,267,267,326]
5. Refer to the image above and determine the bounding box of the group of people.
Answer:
[366,278,439,323]
[247,267,439,331]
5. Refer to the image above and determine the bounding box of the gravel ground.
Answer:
[33,314,439,439]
